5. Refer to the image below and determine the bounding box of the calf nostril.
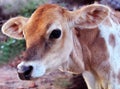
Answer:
[24,66,33,75]
[18,65,33,80]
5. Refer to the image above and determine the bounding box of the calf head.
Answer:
[2,4,109,80]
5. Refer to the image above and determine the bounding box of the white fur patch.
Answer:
[99,16,120,89]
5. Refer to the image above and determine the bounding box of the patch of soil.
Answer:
[0,65,72,89]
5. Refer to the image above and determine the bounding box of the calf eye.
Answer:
[49,29,61,39]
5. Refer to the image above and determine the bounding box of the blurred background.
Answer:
[0,0,120,89]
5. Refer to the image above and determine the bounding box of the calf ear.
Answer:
[1,16,28,39]
[70,4,110,29]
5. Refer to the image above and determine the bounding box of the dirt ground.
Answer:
[0,65,72,89]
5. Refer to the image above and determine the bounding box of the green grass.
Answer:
[0,38,25,64]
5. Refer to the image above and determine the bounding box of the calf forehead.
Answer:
[24,4,66,45]
[25,4,65,32]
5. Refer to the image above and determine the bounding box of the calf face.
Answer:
[1,4,109,80]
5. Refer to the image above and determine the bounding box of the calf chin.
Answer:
[18,73,31,80]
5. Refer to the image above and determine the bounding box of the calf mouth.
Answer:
[18,72,32,80]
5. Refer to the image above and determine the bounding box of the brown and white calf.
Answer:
[1,4,120,89]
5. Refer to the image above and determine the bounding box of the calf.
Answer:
[2,4,120,89]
